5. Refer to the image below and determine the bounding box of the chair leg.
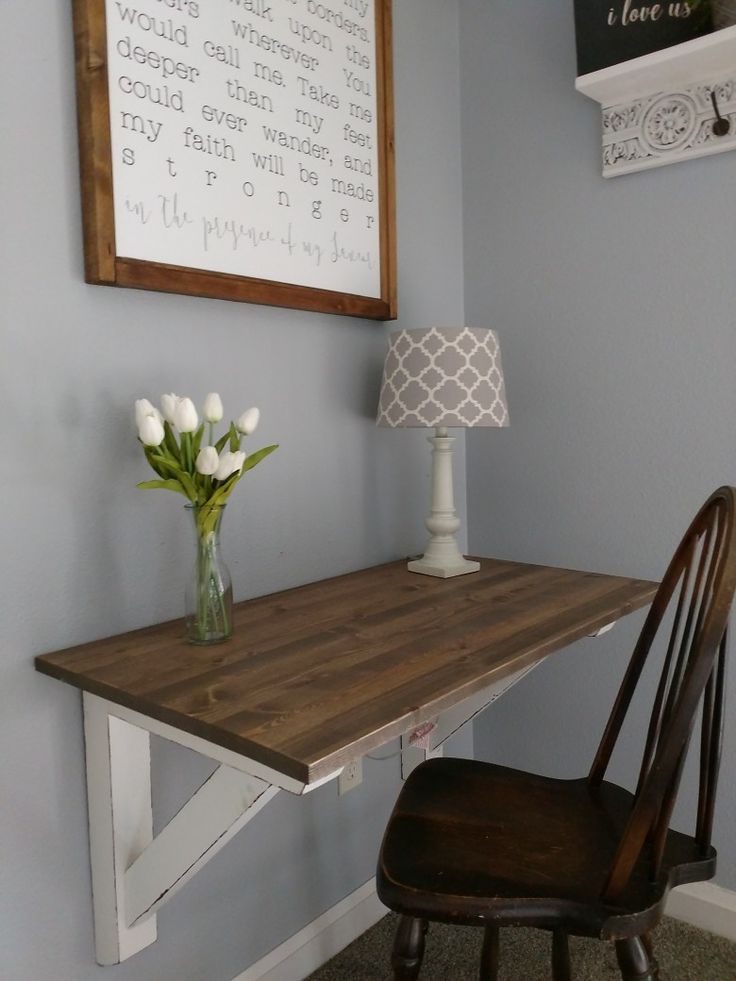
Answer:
[615,936,659,981]
[552,929,572,981]
[641,933,659,972]
[391,915,428,980]
[479,924,499,980]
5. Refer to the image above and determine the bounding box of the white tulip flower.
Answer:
[203,392,224,424]
[214,451,235,481]
[138,413,165,447]
[214,450,246,481]
[160,393,180,424]
[236,407,260,435]
[174,396,198,433]
[135,399,162,428]
[196,446,219,476]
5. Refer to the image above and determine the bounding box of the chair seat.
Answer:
[377,757,714,939]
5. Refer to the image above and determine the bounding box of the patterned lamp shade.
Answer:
[377,327,509,428]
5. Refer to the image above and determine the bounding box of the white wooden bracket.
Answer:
[82,694,340,965]
[400,662,536,779]
[80,620,620,963]
[589,621,616,638]
[400,621,619,778]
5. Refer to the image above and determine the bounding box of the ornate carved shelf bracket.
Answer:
[600,77,736,177]
[576,27,736,177]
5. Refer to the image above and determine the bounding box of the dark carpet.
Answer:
[308,914,736,980]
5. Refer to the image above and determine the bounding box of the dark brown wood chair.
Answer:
[377,487,736,981]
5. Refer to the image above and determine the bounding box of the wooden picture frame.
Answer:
[72,0,396,320]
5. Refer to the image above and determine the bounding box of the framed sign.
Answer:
[574,0,714,76]
[73,0,396,319]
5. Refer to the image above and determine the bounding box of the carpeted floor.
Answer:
[308,914,736,980]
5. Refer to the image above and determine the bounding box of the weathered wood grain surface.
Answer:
[35,559,657,783]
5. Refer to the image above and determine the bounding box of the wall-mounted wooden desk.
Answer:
[35,558,657,966]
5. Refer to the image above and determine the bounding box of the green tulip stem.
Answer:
[196,531,227,641]
[189,505,231,644]
[182,432,192,473]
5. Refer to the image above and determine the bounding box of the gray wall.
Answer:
[1,1,469,978]
[460,1,736,888]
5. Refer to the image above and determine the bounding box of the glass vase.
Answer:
[185,504,233,645]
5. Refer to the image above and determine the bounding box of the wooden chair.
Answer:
[377,487,736,981]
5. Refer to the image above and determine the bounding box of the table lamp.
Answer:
[377,327,509,578]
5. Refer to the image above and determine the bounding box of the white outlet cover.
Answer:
[338,759,363,796]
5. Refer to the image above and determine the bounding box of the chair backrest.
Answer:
[588,486,736,902]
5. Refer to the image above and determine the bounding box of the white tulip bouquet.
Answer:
[134,393,277,524]
[134,392,277,643]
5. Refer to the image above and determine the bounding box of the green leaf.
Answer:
[149,453,176,472]
[242,444,279,473]
[192,423,205,460]
[136,479,189,498]
[178,470,198,501]
[144,446,166,478]
[199,502,226,537]
[150,454,193,484]
[196,481,209,506]
[163,421,180,462]
[209,473,239,507]
[229,422,240,453]
[214,429,231,454]
[158,443,182,468]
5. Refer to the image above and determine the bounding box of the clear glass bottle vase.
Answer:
[185,504,233,645]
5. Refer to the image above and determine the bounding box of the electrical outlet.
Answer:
[338,757,363,795]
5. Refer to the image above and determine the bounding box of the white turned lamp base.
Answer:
[409,427,479,579]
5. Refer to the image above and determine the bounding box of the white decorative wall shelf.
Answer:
[576,26,736,177]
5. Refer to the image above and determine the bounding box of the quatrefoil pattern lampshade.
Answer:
[377,327,509,428]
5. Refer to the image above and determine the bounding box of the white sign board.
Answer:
[73,0,396,318]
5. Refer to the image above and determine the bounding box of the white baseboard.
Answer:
[230,877,736,981]
[665,881,736,943]
[231,879,387,981]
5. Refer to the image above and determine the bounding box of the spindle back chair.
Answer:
[377,487,736,981]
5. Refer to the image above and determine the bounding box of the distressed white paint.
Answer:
[400,662,535,778]
[95,696,341,795]
[83,694,157,965]
[589,622,616,638]
[82,695,339,964]
[82,610,625,965]
[400,736,444,780]
[399,636,619,778]
[125,766,279,927]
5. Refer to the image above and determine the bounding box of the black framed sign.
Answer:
[574,0,715,76]
[73,0,396,319]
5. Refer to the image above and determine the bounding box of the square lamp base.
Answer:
[407,556,480,579]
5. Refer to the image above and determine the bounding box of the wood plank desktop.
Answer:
[35,558,657,786]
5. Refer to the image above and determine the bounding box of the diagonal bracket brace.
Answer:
[82,694,289,965]
[125,764,278,928]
